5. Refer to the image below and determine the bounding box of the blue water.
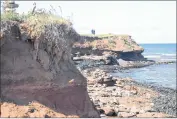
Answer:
[141,43,176,61]
[112,43,176,89]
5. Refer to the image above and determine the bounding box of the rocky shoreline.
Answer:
[73,55,176,71]
[123,80,176,117]
[73,56,176,118]
[1,6,175,118]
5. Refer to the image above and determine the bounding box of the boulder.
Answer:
[104,55,118,65]
[117,59,129,66]
[130,106,141,114]
[102,107,117,116]
[118,112,136,117]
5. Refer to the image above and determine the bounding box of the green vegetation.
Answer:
[1,8,71,24]
[108,39,116,49]
[1,1,20,21]
[1,4,72,38]
[81,34,131,40]
[24,9,71,38]
[81,33,115,38]
[108,39,116,44]
[1,11,22,21]
[124,39,134,49]
[95,34,115,38]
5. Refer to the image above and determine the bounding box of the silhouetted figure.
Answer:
[91,29,95,35]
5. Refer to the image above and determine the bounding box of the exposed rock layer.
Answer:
[72,35,144,61]
[0,21,100,118]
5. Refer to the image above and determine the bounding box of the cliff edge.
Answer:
[0,14,100,118]
[72,34,144,61]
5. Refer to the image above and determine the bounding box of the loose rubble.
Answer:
[80,68,175,118]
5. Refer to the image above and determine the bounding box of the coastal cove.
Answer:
[110,63,176,90]
[0,1,176,117]
[110,43,176,90]
[1,21,176,117]
[73,40,176,117]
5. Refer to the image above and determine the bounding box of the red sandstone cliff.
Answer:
[0,20,100,118]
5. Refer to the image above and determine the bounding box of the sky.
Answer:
[2,1,176,43]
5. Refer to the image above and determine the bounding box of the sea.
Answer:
[111,43,176,90]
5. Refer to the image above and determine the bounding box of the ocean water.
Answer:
[141,43,176,61]
[112,43,176,90]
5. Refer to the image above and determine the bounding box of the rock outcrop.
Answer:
[72,35,145,61]
[0,21,100,118]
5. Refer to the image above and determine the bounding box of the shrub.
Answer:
[108,39,116,44]
[108,39,116,49]
[1,11,22,21]
[18,7,72,40]
[1,5,72,39]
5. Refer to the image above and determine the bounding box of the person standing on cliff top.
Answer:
[91,29,95,35]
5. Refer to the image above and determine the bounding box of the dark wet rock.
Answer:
[44,114,51,118]
[97,108,105,114]
[75,59,105,70]
[152,92,176,116]
[82,59,176,117]
[104,56,118,65]
[103,107,117,116]
[125,80,176,116]
[28,108,35,113]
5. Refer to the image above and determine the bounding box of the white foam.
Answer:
[161,54,176,56]
[144,53,176,59]
[144,55,161,58]
[160,59,176,61]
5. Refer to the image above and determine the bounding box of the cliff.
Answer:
[72,34,145,61]
[0,13,100,118]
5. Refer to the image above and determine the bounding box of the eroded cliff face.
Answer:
[72,35,145,61]
[0,21,100,118]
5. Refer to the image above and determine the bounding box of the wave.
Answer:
[143,53,176,55]
[160,59,176,61]
[161,54,176,56]
[144,55,161,58]
[144,53,176,58]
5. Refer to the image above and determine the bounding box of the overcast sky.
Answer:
[6,1,177,43]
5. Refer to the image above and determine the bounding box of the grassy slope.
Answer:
[80,33,130,39]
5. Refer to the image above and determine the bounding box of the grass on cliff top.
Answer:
[1,8,71,25]
[81,33,131,39]
[24,9,72,38]
[81,33,115,38]
[1,8,72,38]
[1,11,23,21]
